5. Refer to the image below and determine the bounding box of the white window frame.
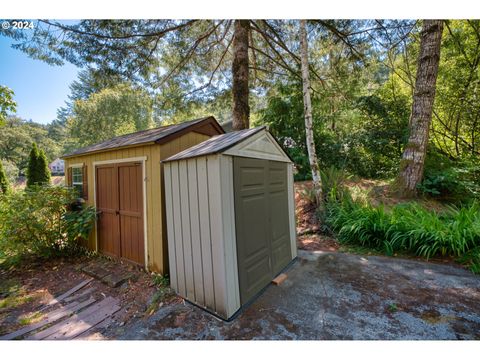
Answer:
[69,163,84,197]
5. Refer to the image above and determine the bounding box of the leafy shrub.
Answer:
[0,160,10,194]
[0,159,18,185]
[350,94,409,179]
[418,168,459,197]
[298,185,317,205]
[299,166,350,209]
[26,143,51,187]
[0,186,96,259]
[320,166,351,203]
[458,247,480,274]
[419,150,480,201]
[289,145,311,181]
[152,273,170,288]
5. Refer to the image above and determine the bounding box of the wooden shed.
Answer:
[163,126,297,320]
[62,116,224,274]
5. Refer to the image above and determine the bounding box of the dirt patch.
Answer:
[297,234,339,252]
[295,181,321,234]
[295,181,339,252]
[343,178,446,212]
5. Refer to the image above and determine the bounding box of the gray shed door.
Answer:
[233,157,292,305]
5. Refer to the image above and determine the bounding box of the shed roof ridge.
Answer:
[62,116,217,158]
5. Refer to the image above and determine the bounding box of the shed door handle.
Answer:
[115,210,120,215]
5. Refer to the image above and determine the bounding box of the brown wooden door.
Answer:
[96,164,120,258]
[233,157,292,305]
[96,162,144,266]
[118,163,144,265]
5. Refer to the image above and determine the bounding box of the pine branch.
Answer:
[38,19,197,40]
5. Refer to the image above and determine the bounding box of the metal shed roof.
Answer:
[63,116,224,158]
[162,125,296,163]
[163,127,265,162]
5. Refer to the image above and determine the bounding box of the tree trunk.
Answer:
[398,20,444,197]
[300,20,323,206]
[232,20,250,130]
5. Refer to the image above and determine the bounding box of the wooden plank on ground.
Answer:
[72,316,114,340]
[28,297,119,340]
[63,287,95,303]
[46,278,93,306]
[0,298,96,340]
[47,301,121,340]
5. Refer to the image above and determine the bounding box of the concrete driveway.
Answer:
[120,250,480,340]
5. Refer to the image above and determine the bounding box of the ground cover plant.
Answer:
[322,179,480,273]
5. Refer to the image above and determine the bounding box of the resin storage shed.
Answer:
[163,126,297,320]
[62,116,224,273]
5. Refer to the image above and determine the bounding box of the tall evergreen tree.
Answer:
[26,143,40,187]
[0,160,10,194]
[232,20,250,130]
[36,149,51,185]
[26,143,50,187]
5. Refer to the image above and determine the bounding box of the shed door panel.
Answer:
[234,157,292,305]
[268,162,291,275]
[118,163,144,265]
[96,162,144,266]
[96,165,120,258]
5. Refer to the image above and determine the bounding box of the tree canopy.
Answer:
[68,83,154,147]
[0,19,478,199]
[0,85,17,126]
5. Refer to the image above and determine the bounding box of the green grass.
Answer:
[0,278,21,302]
[145,287,172,316]
[0,293,34,309]
[457,247,480,274]
[18,311,43,326]
[144,274,172,316]
[151,273,169,288]
[325,197,480,273]
[0,278,35,310]
[387,303,399,313]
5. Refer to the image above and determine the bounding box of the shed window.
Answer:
[72,167,84,197]
[67,164,88,200]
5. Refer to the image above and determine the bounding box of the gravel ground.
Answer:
[119,250,480,340]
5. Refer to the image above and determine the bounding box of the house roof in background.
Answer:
[62,116,224,158]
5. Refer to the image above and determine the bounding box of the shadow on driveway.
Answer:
[120,250,480,340]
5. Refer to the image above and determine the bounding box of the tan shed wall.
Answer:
[164,154,241,319]
[64,131,211,274]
